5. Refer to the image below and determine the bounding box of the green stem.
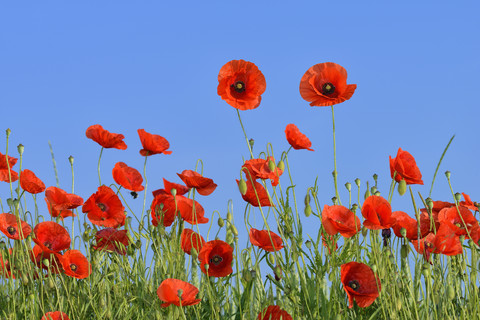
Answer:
[236,109,254,159]
[331,106,341,204]
[97,147,104,186]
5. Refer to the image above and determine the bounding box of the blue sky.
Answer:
[1,2,479,253]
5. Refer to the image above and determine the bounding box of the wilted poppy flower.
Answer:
[198,240,233,277]
[236,178,273,207]
[20,169,46,194]
[411,233,437,263]
[33,221,71,254]
[434,221,463,256]
[340,262,381,308]
[45,186,83,219]
[257,305,293,320]
[391,211,430,240]
[217,59,266,110]
[177,170,217,196]
[151,194,208,227]
[30,245,64,274]
[59,250,91,279]
[460,193,478,212]
[0,213,32,240]
[285,124,314,151]
[181,228,205,255]
[137,129,172,156]
[82,186,125,228]
[242,157,283,187]
[299,62,357,107]
[112,162,144,192]
[0,248,15,278]
[361,195,396,230]
[322,205,361,238]
[93,228,130,255]
[162,178,190,196]
[389,148,423,185]
[0,152,18,182]
[249,228,284,252]
[438,205,478,237]
[85,124,127,150]
[157,278,201,307]
[41,311,70,320]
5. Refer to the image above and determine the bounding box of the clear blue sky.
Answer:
[1,2,479,251]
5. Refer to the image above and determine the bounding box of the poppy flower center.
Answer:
[322,82,335,95]
[232,81,246,93]
[97,203,107,212]
[209,255,223,266]
[70,263,78,272]
[7,226,16,235]
[348,280,360,291]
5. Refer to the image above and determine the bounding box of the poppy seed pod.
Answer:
[454,193,462,202]
[17,144,24,155]
[445,171,451,179]
[355,178,360,187]
[6,128,11,137]
[68,155,74,165]
[345,182,351,192]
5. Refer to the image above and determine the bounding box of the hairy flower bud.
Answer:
[277,160,285,171]
[398,179,407,196]
[238,178,247,196]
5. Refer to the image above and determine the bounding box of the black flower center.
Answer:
[209,255,223,266]
[348,280,360,291]
[7,226,16,235]
[70,263,78,272]
[322,82,335,95]
[232,81,246,93]
[97,203,107,211]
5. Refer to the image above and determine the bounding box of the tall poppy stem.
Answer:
[97,147,104,186]
[236,109,254,159]
[331,106,341,204]
[140,154,149,230]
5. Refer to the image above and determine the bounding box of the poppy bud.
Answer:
[230,225,239,236]
[218,217,225,228]
[268,160,276,172]
[242,269,253,282]
[47,277,55,290]
[400,227,407,238]
[373,173,378,183]
[354,178,360,187]
[304,193,311,206]
[454,192,461,202]
[362,226,368,237]
[171,188,177,197]
[127,245,135,256]
[398,179,407,196]
[401,244,409,259]
[445,171,451,179]
[177,289,183,299]
[304,205,312,217]
[227,212,233,222]
[68,155,74,165]
[374,191,381,196]
[345,182,351,192]
[135,239,142,249]
[425,198,433,211]
[331,196,337,204]
[364,189,371,200]
[190,248,198,259]
[371,186,377,194]
[238,178,247,196]
[148,225,155,233]
[0,241,6,250]
[82,230,90,242]
[43,259,50,268]
[277,160,285,171]
[268,254,275,265]
[328,271,335,282]
[249,139,254,150]
[305,240,312,249]
[396,300,402,311]
[371,264,377,274]
[351,203,358,213]
[447,286,455,301]
[459,235,465,243]
[22,274,29,285]
[17,144,24,155]
[226,232,234,244]
[274,265,282,281]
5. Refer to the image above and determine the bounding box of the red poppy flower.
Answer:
[242,157,283,187]
[198,240,233,277]
[181,228,205,255]
[177,170,217,196]
[389,148,423,185]
[460,193,478,211]
[361,195,396,230]
[257,305,293,320]
[30,245,63,274]
[434,221,463,256]
[33,221,71,254]
[438,205,478,237]
[249,228,284,252]
[85,124,127,150]
[391,211,430,240]
[0,248,15,278]
[59,250,91,279]
[20,169,46,194]
[44,186,83,219]
[217,59,266,110]
[299,62,357,107]
[322,205,361,238]
[0,152,18,182]
[112,162,144,192]
[41,311,70,320]
[151,194,208,227]
[285,124,314,151]
[0,213,32,240]
[236,179,273,207]
[411,233,437,263]
[157,278,201,308]
[137,129,172,156]
[82,186,125,228]
[162,178,190,196]
[340,262,381,308]
[93,228,130,255]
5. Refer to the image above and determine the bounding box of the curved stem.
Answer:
[236,109,254,159]
[97,147,104,186]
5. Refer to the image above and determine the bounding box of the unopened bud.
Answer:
[362,226,368,237]
[459,235,465,243]
[82,231,90,242]
[230,225,238,236]
[304,205,312,217]
[345,182,351,192]
[267,254,275,265]
[371,264,377,274]
[127,245,135,256]
[304,193,311,206]
[454,192,461,202]
[398,179,407,196]
[43,259,50,268]
[445,171,451,179]
[277,160,285,171]
[135,239,142,249]
[305,240,312,249]
[177,289,183,298]
[238,178,247,196]
[447,286,455,301]
[17,144,24,155]
[227,212,233,222]
[242,269,253,282]
[217,217,225,228]
[268,160,276,172]
[400,227,407,238]
[274,265,282,281]
[190,248,198,259]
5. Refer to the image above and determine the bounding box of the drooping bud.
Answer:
[135,239,142,249]
[304,193,311,206]
[398,179,407,196]
[304,205,312,217]
[374,191,381,196]
[277,160,285,171]
[268,160,276,172]
[17,144,24,156]
[332,170,337,178]
[190,248,198,259]
[345,182,351,192]
[217,217,225,228]
[238,178,247,196]
[127,245,135,256]
[230,225,239,237]
[227,212,233,222]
